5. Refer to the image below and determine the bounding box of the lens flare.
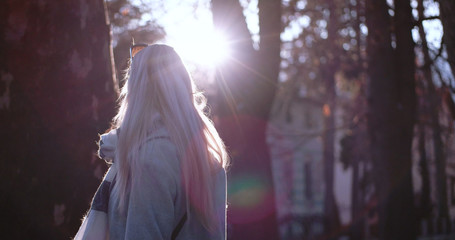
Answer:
[228,174,276,224]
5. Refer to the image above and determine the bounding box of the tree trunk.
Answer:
[366,0,417,239]
[439,0,455,76]
[351,1,367,238]
[418,118,432,233]
[349,127,367,240]
[366,0,395,238]
[418,0,449,233]
[211,0,281,239]
[322,0,341,238]
[0,1,117,238]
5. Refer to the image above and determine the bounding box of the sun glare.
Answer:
[151,1,231,67]
[172,27,230,67]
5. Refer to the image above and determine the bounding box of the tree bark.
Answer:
[211,0,281,239]
[366,0,417,239]
[0,0,117,238]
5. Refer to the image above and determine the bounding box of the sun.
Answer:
[153,2,231,68]
[171,27,230,67]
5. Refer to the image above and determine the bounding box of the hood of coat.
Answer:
[97,113,169,163]
[98,128,119,163]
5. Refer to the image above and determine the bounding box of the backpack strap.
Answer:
[171,212,187,240]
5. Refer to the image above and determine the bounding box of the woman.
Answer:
[75,44,229,240]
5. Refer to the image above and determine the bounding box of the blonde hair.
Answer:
[111,44,228,232]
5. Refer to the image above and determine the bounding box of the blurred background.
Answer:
[1,0,455,239]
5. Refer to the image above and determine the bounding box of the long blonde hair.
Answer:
[111,44,228,232]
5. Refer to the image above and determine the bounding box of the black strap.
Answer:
[171,212,187,240]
